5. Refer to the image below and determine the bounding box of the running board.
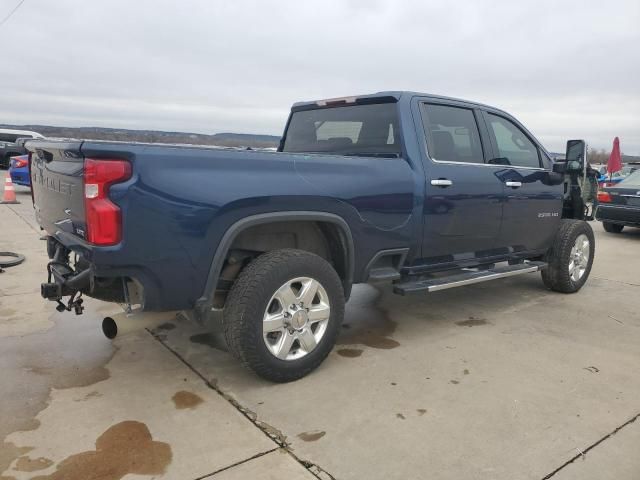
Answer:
[393,261,547,295]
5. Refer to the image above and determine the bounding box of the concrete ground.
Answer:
[1,182,639,480]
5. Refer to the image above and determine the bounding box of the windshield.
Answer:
[282,103,401,157]
[620,169,640,187]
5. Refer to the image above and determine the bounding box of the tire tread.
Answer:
[223,249,344,382]
[541,219,595,293]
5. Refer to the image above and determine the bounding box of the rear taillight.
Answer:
[14,158,28,168]
[84,158,131,245]
[597,190,612,203]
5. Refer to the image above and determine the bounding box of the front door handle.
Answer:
[505,181,522,188]
[431,179,453,187]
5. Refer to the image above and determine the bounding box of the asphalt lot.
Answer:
[1,183,639,480]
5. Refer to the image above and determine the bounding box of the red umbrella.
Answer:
[607,137,622,175]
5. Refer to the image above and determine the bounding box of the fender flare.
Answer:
[195,211,355,316]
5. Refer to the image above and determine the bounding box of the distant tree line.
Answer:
[588,148,611,165]
[0,124,281,149]
[588,147,640,166]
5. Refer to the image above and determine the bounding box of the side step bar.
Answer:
[393,261,547,295]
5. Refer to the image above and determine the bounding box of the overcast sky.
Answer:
[1,0,638,154]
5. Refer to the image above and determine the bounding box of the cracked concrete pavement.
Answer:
[1,183,639,479]
[0,187,315,480]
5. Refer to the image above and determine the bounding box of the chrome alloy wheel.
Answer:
[569,233,590,282]
[262,277,331,361]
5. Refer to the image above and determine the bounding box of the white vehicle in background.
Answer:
[0,128,44,169]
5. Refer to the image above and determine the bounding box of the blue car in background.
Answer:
[9,154,30,186]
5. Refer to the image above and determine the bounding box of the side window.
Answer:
[486,114,541,168]
[422,104,484,164]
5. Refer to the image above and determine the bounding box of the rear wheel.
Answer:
[602,222,624,233]
[223,249,344,382]
[541,219,595,293]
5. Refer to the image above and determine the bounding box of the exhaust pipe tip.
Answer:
[100,311,178,339]
[102,316,118,339]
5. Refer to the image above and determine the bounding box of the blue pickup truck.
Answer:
[29,92,597,381]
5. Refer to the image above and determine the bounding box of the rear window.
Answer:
[282,103,401,157]
[620,170,640,187]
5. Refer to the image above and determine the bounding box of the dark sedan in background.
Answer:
[597,170,640,233]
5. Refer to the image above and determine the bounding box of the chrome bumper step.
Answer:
[393,261,547,295]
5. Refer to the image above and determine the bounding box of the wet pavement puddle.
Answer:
[337,285,400,351]
[29,421,172,480]
[0,312,115,476]
[172,390,204,409]
[297,431,326,442]
[455,317,489,327]
[14,456,53,473]
[336,348,363,358]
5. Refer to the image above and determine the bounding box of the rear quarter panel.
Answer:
[79,142,419,310]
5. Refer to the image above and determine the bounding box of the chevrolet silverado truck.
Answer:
[28,92,598,382]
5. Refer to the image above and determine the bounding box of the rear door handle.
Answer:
[505,181,522,188]
[431,179,453,187]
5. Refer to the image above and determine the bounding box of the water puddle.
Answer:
[189,332,227,351]
[14,456,53,473]
[336,348,363,358]
[172,391,204,409]
[0,312,115,475]
[337,285,399,350]
[30,421,171,480]
[297,431,326,442]
[455,317,489,327]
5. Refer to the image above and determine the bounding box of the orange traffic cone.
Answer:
[1,172,20,204]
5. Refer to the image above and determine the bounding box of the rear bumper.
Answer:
[596,204,640,226]
[44,228,201,311]
[42,235,147,308]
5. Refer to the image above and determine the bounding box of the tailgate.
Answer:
[28,140,87,239]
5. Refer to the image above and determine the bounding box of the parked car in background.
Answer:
[8,154,30,186]
[597,164,640,187]
[596,170,640,233]
[0,129,44,168]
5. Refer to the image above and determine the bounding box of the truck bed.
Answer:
[28,139,415,311]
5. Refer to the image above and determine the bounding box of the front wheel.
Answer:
[223,249,345,382]
[541,219,595,293]
[602,222,624,233]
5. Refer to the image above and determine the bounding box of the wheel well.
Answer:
[213,220,350,307]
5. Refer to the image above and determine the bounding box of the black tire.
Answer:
[0,252,26,268]
[223,248,345,382]
[541,219,595,293]
[602,222,624,233]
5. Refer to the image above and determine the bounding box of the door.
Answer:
[482,111,563,253]
[418,102,504,265]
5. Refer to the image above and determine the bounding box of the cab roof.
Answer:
[291,91,506,114]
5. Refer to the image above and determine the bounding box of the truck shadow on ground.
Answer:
[152,273,555,384]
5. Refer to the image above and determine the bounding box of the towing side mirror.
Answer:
[565,139,587,173]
